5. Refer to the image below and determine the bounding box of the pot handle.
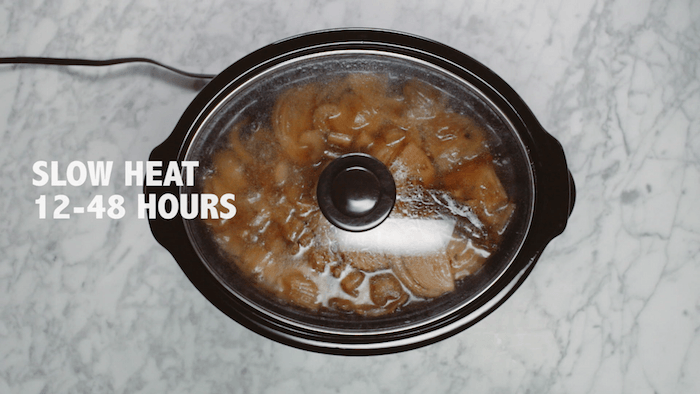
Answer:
[531,127,576,240]
[144,136,188,252]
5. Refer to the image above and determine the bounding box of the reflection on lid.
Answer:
[335,218,456,256]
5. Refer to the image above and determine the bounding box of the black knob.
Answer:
[317,153,396,232]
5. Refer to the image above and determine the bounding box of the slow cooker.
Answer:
[146,29,575,355]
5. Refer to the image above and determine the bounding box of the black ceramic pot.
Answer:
[147,29,575,355]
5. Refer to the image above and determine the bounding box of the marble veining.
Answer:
[1,0,699,393]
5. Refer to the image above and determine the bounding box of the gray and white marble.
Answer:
[1,0,698,393]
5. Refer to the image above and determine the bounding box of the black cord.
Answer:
[0,56,216,79]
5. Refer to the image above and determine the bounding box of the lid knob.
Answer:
[317,153,396,232]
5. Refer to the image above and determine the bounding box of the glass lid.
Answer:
[181,50,534,333]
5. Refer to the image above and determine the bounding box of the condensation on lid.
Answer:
[182,49,536,322]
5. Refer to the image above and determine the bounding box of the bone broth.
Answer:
[201,73,515,316]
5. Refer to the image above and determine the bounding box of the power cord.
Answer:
[0,56,216,80]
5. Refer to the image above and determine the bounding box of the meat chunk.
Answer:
[446,238,488,280]
[313,104,341,131]
[327,130,354,149]
[278,270,319,310]
[402,79,446,122]
[272,84,319,164]
[443,159,512,234]
[369,273,405,306]
[423,113,486,173]
[368,128,407,166]
[443,158,507,208]
[391,254,455,298]
[340,270,365,297]
[343,251,389,272]
[394,142,436,186]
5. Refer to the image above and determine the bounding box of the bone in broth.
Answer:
[201,73,515,316]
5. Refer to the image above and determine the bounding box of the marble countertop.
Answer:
[1,0,698,393]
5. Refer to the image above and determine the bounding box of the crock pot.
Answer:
[146,29,575,355]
